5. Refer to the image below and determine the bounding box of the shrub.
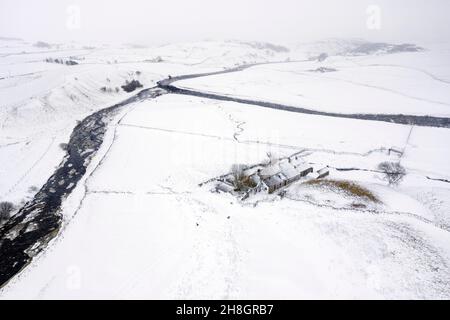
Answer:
[377,161,406,186]
[59,143,68,151]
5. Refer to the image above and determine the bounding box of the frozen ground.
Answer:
[1,39,450,299]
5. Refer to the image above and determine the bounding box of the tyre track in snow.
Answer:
[216,104,246,142]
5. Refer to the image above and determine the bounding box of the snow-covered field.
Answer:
[0,39,283,204]
[1,38,450,299]
[178,44,450,116]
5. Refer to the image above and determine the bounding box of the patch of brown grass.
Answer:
[304,179,380,203]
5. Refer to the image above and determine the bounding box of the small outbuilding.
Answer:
[313,167,330,180]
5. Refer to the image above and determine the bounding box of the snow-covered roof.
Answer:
[216,182,235,193]
[279,162,299,179]
[259,164,280,178]
[293,163,313,173]
[263,173,287,188]
[249,174,261,185]
[317,167,329,175]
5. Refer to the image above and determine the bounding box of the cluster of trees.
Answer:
[44,58,78,66]
[121,79,143,93]
[100,72,143,93]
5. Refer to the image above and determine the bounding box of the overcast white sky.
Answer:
[1,0,449,45]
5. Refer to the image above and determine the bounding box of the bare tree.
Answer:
[0,201,14,223]
[231,164,248,191]
[378,162,406,186]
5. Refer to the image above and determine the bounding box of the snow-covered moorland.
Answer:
[0,38,450,299]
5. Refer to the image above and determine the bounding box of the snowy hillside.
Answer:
[1,39,450,299]
[0,39,284,204]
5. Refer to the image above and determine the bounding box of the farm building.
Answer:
[215,181,235,193]
[214,153,325,198]
[262,163,313,193]
[313,167,330,179]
